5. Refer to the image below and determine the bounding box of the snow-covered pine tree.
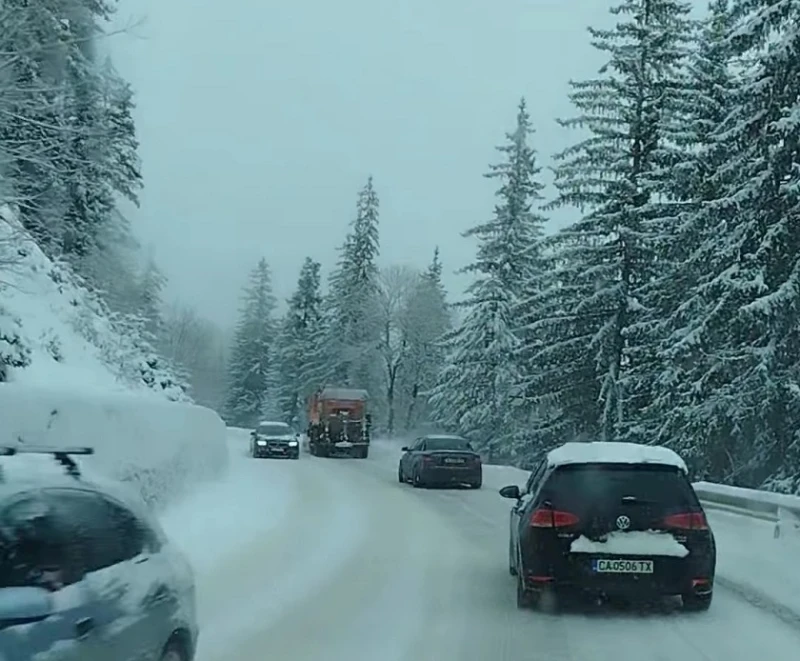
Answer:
[135,258,167,340]
[224,258,278,427]
[640,0,744,474]
[429,99,546,461]
[648,0,800,490]
[275,257,324,426]
[62,54,142,260]
[536,0,695,443]
[328,177,381,391]
[400,248,452,431]
[0,2,71,252]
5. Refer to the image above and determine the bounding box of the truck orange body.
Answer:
[306,387,371,458]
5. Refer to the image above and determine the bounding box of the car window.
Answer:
[257,423,290,436]
[424,437,473,451]
[541,464,699,514]
[45,489,154,574]
[0,494,83,590]
[524,460,546,494]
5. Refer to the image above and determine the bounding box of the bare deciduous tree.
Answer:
[376,265,418,435]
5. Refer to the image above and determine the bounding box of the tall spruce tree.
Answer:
[400,248,452,431]
[275,257,324,426]
[641,0,743,474]
[430,99,547,460]
[648,0,800,489]
[329,176,381,390]
[533,0,694,443]
[224,258,278,427]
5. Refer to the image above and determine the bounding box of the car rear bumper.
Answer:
[421,466,482,485]
[522,553,714,598]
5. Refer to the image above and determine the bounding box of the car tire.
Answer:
[472,479,482,489]
[398,466,404,483]
[516,573,538,609]
[682,591,712,611]
[508,541,517,576]
[159,641,186,661]
[413,470,424,488]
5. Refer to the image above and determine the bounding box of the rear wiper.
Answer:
[621,495,652,505]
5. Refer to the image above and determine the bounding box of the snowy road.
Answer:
[163,433,800,661]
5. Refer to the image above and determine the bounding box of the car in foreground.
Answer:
[399,434,482,489]
[250,421,300,459]
[500,441,715,611]
[0,446,198,661]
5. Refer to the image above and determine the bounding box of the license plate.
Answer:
[444,458,465,464]
[271,447,284,452]
[592,558,653,574]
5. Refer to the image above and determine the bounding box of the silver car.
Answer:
[0,446,198,661]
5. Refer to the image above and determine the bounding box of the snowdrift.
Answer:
[0,384,228,508]
[0,207,185,400]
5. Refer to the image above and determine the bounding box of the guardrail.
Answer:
[693,481,800,537]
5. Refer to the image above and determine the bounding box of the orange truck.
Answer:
[307,387,371,458]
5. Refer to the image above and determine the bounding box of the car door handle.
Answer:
[144,583,171,607]
[75,617,94,639]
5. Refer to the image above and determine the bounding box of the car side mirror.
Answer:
[499,485,521,500]
[0,587,54,629]
[401,446,409,452]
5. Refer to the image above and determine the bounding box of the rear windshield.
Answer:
[543,464,699,511]
[425,437,472,451]
[257,424,290,436]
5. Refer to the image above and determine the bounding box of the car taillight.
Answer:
[529,508,579,528]
[663,512,708,530]
[422,454,434,463]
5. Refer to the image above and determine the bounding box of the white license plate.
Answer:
[592,558,653,574]
[444,458,465,464]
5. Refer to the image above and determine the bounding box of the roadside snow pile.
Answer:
[0,384,228,508]
[570,531,689,557]
[0,207,185,400]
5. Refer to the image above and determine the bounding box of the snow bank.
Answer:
[0,208,184,400]
[0,384,227,508]
[547,441,687,472]
[570,531,689,557]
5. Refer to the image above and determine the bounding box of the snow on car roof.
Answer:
[319,387,368,400]
[546,441,687,472]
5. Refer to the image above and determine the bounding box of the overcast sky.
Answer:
[110,0,700,328]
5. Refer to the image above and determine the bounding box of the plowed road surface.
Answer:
[173,433,799,661]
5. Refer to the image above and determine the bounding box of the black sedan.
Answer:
[398,434,482,488]
[250,421,300,459]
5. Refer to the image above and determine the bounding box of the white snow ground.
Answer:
[160,432,800,661]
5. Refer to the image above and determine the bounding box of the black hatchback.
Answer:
[399,434,482,489]
[500,442,715,611]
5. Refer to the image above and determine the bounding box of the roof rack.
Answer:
[0,446,94,480]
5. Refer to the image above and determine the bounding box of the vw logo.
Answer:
[616,515,631,530]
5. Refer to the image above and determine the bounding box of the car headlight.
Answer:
[288,441,298,447]
[256,440,267,446]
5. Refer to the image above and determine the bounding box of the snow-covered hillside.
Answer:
[0,207,183,400]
